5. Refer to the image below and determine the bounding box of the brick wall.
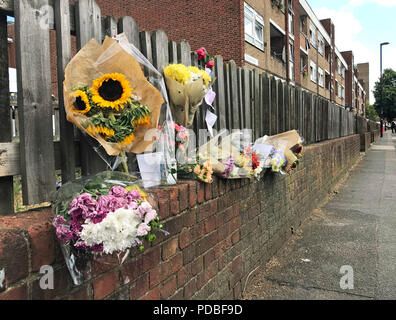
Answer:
[0,134,361,300]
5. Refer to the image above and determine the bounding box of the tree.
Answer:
[373,68,396,121]
[365,102,379,122]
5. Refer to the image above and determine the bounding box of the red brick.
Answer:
[170,289,184,300]
[120,257,143,285]
[28,222,56,272]
[190,256,203,276]
[187,181,197,207]
[184,278,197,299]
[178,184,189,211]
[160,275,177,299]
[197,200,217,222]
[179,228,194,250]
[0,285,28,300]
[0,229,29,287]
[184,208,196,228]
[204,216,217,233]
[92,252,122,277]
[140,286,160,300]
[158,199,170,219]
[177,267,189,288]
[162,237,179,260]
[160,253,183,282]
[197,182,205,203]
[68,285,91,300]
[231,231,240,245]
[130,273,150,300]
[205,183,212,201]
[169,186,180,215]
[203,249,215,269]
[149,265,161,289]
[93,271,119,300]
[142,247,161,273]
[31,266,72,300]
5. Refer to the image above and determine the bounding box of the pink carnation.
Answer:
[56,225,75,243]
[109,186,128,198]
[144,209,158,224]
[137,223,151,237]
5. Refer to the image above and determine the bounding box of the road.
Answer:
[243,130,396,300]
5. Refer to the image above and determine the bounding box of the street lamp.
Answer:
[380,42,390,119]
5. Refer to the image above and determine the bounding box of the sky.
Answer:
[307,0,396,104]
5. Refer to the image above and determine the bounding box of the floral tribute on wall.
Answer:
[53,171,165,285]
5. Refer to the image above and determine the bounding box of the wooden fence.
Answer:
[0,0,373,215]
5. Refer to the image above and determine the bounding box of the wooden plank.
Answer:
[75,0,107,176]
[295,87,302,135]
[277,80,285,134]
[229,61,239,130]
[289,87,295,130]
[213,56,226,131]
[55,0,76,183]
[237,67,244,129]
[177,40,191,65]
[270,76,277,135]
[284,84,290,132]
[0,13,13,214]
[253,69,260,139]
[322,99,328,140]
[223,63,232,130]
[14,0,56,205]
[190,52,200,145]
[304,91,311,144]
[151,30,168,74]
[242,67,251,130]
[118,16,140,49]
[0,141,80,177]
[261,72,271,136]
[168,41,178,64]
[102,16,117,40]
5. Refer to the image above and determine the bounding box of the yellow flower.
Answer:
[90,73,133,111]
[119,134,136,148]
[86,125,115,140]
[193,164,201,175]
[133,114,151,127]
[70,90,91,114]
[164,64,212,87]
[187,66,212,87]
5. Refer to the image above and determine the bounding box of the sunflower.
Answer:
[90,73,133,111]
[133,114,151,127]
[70,90,91,114]
[86,125,115,140]
[119,134,136,148]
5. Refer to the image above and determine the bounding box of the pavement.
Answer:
[243,130,396,300]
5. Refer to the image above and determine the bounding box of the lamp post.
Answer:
[380,42,390,119]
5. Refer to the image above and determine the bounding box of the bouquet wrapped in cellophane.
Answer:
[164,64,212,128]
[52,171,167,285]
[197,131,262,180]
[254,130,304,174]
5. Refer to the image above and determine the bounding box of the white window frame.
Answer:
[244,3,264,50]
[318,34,324,56]
[318,67,324,87]
[309,22,316,47]
[310,60,317,83]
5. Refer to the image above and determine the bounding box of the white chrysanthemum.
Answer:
[80,207,142,254]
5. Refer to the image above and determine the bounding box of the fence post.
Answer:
[242,67,251,130]
[261,72,271,136]
[118,16,140,49]
[15,0,56,204]
[213,56,226,131]
[55,0,76,184]
[75,0,107,176]
[0,13,13,214]
[229,61,239,130]
[284,84,290,132]
[270,77,278,135]
[278,81,285,134]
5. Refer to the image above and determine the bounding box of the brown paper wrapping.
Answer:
[264,130,302,150]
[165,75,206,128]
[284,149,298,172]
[64,36,164,156]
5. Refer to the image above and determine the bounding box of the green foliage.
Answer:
[374,68,396,121]
[365,102,379,122]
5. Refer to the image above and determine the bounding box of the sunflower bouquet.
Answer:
[164,64,212,128]
[64,35,165,159]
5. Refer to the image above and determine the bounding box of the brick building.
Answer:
[356,62,370,105]
[7,0,369,113]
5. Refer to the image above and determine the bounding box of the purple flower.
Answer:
[87,210,107,224]
[74,241,104,253]
[56,225,75,243]
[137,223,151,237]
[97,195,127,213]
[223,157,235,178]
[127,201,139,210]
[90,243,104,253]
[109,186,128,198]
[144,209,158,224]
[53,215,66,228]
[68,193,98,222]
[126,190,142,203]
[137,201,153,219]
[74,241,89,251]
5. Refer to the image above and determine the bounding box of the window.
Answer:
[318,67,324,87]
[310,60,317,83]
[335,80,339,96]
[270,22,286,63]
[244,3,264,50]
[289,41,294,81]
[300,15,306,33]
[288,13,294,34]
[309,22,316,47]
[318,34,324,55]
[337,59,342,75]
